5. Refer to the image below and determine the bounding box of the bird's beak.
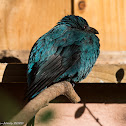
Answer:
[86,27,99,34]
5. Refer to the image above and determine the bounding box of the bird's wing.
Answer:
[26,25,82,99]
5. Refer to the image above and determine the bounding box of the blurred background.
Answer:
[0,0,126,51]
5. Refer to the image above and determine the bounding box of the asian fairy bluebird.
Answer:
[26,15,100,126]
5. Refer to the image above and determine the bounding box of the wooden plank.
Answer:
[0,0,71,50]
[1,82,126,122]
[0,50,126,64]
[96,51,126,64]
[0,63,126,83]
[0,50,29,63]
[74,0,126,51]
[0,63,7,82]
[81,64,126,83]
[1,83,126,104]
[0,63,27,83]
[30,103,126,126]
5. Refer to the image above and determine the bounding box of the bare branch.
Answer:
[9,81,80,125]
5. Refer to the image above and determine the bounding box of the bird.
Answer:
[26,15,100,126]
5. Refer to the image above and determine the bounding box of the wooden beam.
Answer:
[1,82,126,122]
[0,63,126,83]
[1,83,126,104]
[81,64,126,83]
[0,50,29,63]
[1,50,126,64]
[33,103,126,126]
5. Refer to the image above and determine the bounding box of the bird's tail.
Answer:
[27,116,35,126]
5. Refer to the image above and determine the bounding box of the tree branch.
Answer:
[9,81,81,125]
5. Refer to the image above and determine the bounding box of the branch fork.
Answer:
[9,81,81,125]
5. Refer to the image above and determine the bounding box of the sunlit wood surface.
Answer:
[0,0,126,50]
[75,0,126,51]
[0,0,71,50]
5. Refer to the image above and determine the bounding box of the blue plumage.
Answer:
[26,15,100,126]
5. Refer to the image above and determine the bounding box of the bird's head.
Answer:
[58,15,99,34]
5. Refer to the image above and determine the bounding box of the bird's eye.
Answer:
[84,26,87,29]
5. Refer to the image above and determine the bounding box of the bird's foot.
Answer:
[71,83,75,87]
